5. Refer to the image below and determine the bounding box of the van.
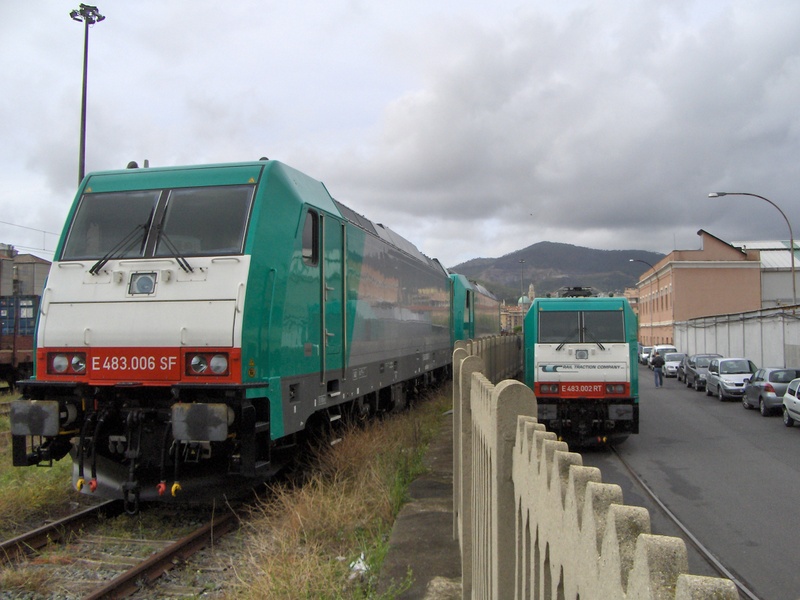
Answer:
[649,344,678,369]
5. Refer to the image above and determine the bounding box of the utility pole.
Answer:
[70,4,105,184]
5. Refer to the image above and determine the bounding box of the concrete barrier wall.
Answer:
[453,351,739,600]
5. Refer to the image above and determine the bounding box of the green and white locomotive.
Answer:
[11,159,499,510]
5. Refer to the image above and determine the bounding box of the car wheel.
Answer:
[687,377,693,388]
[718,387,725,401]
[743,397,752,409]
[706,384,712,396]
[783,406,795,427]
[759,399,770,416]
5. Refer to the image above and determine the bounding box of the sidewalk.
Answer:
[376,411,462,599]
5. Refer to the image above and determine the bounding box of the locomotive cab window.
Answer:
[538,310,624,343]
[155,185,254,256]
[61,190,160,260]
[302,210,319,266]
[60,185,254,261]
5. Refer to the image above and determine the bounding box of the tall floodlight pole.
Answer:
[519,259,525,297]
[708,192,797,307]
[70,4,105,184]
[629,258,660,344]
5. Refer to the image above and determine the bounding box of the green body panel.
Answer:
[450,274,473,342]
[238,163,349,439]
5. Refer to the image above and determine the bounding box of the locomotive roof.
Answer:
[82,159,445,273]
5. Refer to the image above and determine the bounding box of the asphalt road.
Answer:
[580,364,800,600]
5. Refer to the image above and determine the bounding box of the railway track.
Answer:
[611,446,759,600]
[0,501,241,599]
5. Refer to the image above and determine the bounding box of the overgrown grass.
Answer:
[228,386,451,599]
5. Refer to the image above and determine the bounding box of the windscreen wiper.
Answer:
[156,228,193,273]
[581,327,606,350]
[89,224,148,275]
[556,329,580,351]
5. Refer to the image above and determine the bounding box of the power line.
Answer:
[0,220,59,237]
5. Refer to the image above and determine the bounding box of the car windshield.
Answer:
[720,360,754,374]
[769,369,800,383]
[665,353,685,362]
[695,357,713,368]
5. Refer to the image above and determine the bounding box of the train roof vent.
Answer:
[333,200,378,236]
[374,223,427,263]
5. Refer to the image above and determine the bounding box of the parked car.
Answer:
[639,346,652,365]
[662,352,686,378]
[743,368,800,416]
[649,345,678,369]
[706,357,758,401]
[683,353,722,391]
[782,378,800,426]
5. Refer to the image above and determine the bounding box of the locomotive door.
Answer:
[320,215,344,383]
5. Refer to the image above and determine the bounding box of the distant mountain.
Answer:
[448,241,665,303]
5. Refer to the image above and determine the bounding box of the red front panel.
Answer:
[536,382,630,398]
[36,347,242,385]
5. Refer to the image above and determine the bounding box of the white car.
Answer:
[639,346,652,365]
[782,378,800,427]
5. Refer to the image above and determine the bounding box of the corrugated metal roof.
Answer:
[732,239,794,250]
[732,240,799,270]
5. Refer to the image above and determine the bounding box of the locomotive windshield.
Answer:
[61,185,255,261]
[62,190,159,260]
[538,310,625,344]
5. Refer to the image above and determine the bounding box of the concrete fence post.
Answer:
[489,379,536,599]
[455,353,484,598]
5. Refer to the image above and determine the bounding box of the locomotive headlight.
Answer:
[129,272,157,295]
[187,352,230,376]
[52,354,69,373]
[605,384,625,394]
[48,352,87,375]
[209,354,228,374]
[190,355,208,374]
[71,355,87,373]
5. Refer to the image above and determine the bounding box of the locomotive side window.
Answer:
[155,185,254,256]
[61,190,160,260]
[302,210,318,266]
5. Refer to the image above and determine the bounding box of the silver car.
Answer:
[706,357,758,401]
[743,368,800,416]
[662,352,686,378]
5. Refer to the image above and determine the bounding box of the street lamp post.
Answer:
[519,259,525,298]
[708,192,797,307]
[629,258,660,345]
[70,4,105,185]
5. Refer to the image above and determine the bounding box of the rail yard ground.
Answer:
[0,385,454,598]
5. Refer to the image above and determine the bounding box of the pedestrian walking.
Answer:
[652,351,665,387]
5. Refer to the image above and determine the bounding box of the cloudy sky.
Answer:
[2,0,800,267]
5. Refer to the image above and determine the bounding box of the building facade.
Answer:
[630,230,762,346]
